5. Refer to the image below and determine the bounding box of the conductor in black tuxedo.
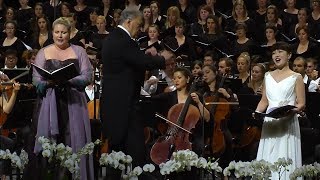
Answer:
[100,8,174,177]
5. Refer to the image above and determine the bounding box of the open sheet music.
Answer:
[32,63,79,81]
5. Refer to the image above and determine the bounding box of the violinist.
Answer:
[0,74,20,180]
[3,49,19,69]
[152,67,210,155]
[0,75,21,115]
[201,64,236,170]
[218,57,235,78]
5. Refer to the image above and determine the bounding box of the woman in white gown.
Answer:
[255,42,305,180]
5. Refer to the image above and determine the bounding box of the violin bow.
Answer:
[10,70,29,82]
[155,113,192,134]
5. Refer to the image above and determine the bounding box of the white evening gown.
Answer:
[256,72,302,180]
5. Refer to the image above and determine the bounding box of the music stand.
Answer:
[225,78,242,95]
[237,94,263,127]
[1,68,30,84]
[306,92,320,129]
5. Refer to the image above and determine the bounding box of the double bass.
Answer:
[150,78,201,165]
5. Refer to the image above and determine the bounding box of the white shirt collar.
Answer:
[118,25,131,38]
[303,74,308,83]
[4,65,17,69]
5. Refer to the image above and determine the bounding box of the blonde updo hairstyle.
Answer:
[52,17,71,33]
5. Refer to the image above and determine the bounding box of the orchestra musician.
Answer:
[0,73,21,180]
[201,64,237,172]
[143,53,176,95]
[292,56,318,92]
[151,67,210,155]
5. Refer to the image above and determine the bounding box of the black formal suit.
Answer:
[101,27,165,168]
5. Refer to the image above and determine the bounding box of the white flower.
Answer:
[118,164,126,171]
[143,164,155,172]
[42,149,51,158]
[132,166,143,176]
[197,157,207,168]
[124,155,133,164]
[65,146,72,153]
[56,143,65,150]
[42,142,51,150]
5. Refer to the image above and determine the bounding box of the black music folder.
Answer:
[32,63,79,81]
[254,105,296,119]
[1,68,30,83]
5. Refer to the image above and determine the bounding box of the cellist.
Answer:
[151,67,210,156]
[201,64,237,174]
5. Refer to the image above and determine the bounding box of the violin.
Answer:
[0,82,21,138]
[150,78,201,165]
[0,70,31,137]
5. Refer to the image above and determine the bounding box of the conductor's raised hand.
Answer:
[160,50,175,62]
[145,47,158,56]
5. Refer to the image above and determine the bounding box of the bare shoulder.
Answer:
[292,72,302,80]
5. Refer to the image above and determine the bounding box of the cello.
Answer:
[150,77,201,165]
[204,73,231,157]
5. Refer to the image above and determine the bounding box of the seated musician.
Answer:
[143,53,177,95]
[293,56,318,92]
[247,63,267,95]
[0,73,20,180]
[151,67,210,156]
[21,49,38,69]
[201,64,237,171]
[218,57,235,78]
[3,49,19,69]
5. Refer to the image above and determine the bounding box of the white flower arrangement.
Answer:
[38,136,101,180]
[290,162,320,180]
[0,149,29,171]
[159,149,222,176]
[99,150,156,180]
[223,158,292,180]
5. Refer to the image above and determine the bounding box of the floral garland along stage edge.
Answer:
[100,149,320,180]
[37,136,101,180]
[29,137,320,179]
[0,149,29,171]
